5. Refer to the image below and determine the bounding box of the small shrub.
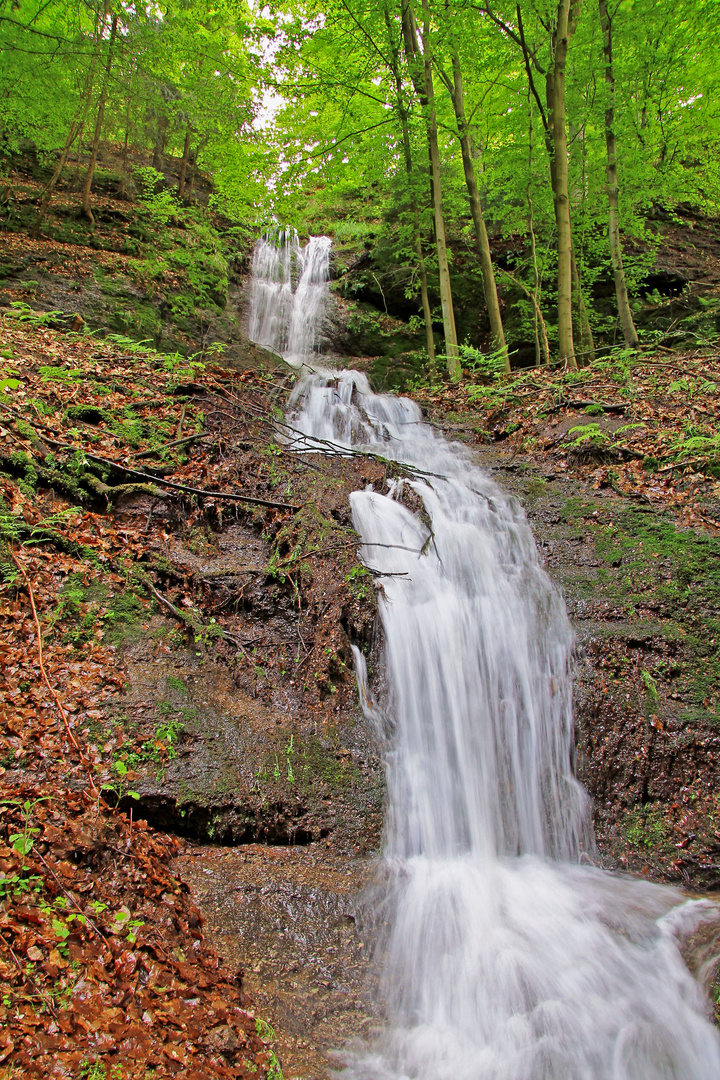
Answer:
[134,166,180,225]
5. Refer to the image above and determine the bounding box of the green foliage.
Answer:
[79,1059,124,1080]
[39,365,83,384]
[567,422,607,448]
[134,168,180,225]
[641,669,660,705]
[0,374,21,395]
[255,1017,284,1080]
[2,0,720,363]
[670,430,720,468]
[345,564,373,601]
[0,796,49,876]
[623,804,671,853]
[456,344,507,379]
[7,302,65,327]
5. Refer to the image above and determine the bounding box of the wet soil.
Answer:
[174,844,379,1080]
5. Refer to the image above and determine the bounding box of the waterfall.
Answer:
[247,229,331,368]
[249,236,720,1079]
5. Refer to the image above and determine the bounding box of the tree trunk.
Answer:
[448,46,508,370]
[402,0,460,378]
[31,5,105,236]
[383,4,436,367]
[31,123,83,236]
[571,248,595,363]
[120,89,131,197]
[502,271,551,366]
[74,122,85,189]
[495,1,583,366]
[548,0,581,368]
[424,64,460,378]
[410,184,437,369]
[525,94,546,365]
[178,129,191,199]
[153,113,168,172]
[81,13,117,226]
[598,0,639,347]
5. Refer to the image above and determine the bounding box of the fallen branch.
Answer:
[564,399,626,412]
[657,456,718,475]
[130,432,210,458]
[100,460,299,511]
[34,850,109,946]
[276,419,447,481]
[142,578,245,650]
[1,403,298,509]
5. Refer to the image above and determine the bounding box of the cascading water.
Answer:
[248,235,720,1079]
[247,229,331,368]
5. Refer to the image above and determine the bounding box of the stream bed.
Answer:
[175,844,376,1079]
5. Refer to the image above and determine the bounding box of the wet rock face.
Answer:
[320,292,423,364]
[174,845,378,1080]
[113,628,383,851]
[481,456,720,890]
[107,455,387,859]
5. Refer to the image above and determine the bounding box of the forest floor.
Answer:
[413,349,720,531]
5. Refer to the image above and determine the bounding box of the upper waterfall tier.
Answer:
[247,230,331,368]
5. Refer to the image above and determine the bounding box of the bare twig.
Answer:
[143,578,244,649]
[130,432,210,459]
[1,936,59,1018]
[0,403,298,509]
[8,550,100,798]
[657,456,717,475]
[34,851,109,946]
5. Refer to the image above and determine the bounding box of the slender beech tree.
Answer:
[571,248,595,361]
[383,3,436,366]
[31,110,86,236]
[525,92,550,365]
[435,23,508,370]
[598,0,639,346]
[402,0,461,378]
[81,10,118,226]
[31,5,105,236]
[546,0,582,367]
[178,127,192,198]
[481,1,582,366]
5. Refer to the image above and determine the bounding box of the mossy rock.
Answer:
[370,351,427,392]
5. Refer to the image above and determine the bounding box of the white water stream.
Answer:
[248,236,720,1079]
[247,229,331,368]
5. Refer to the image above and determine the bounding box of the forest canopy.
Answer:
[1,0,719,371]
